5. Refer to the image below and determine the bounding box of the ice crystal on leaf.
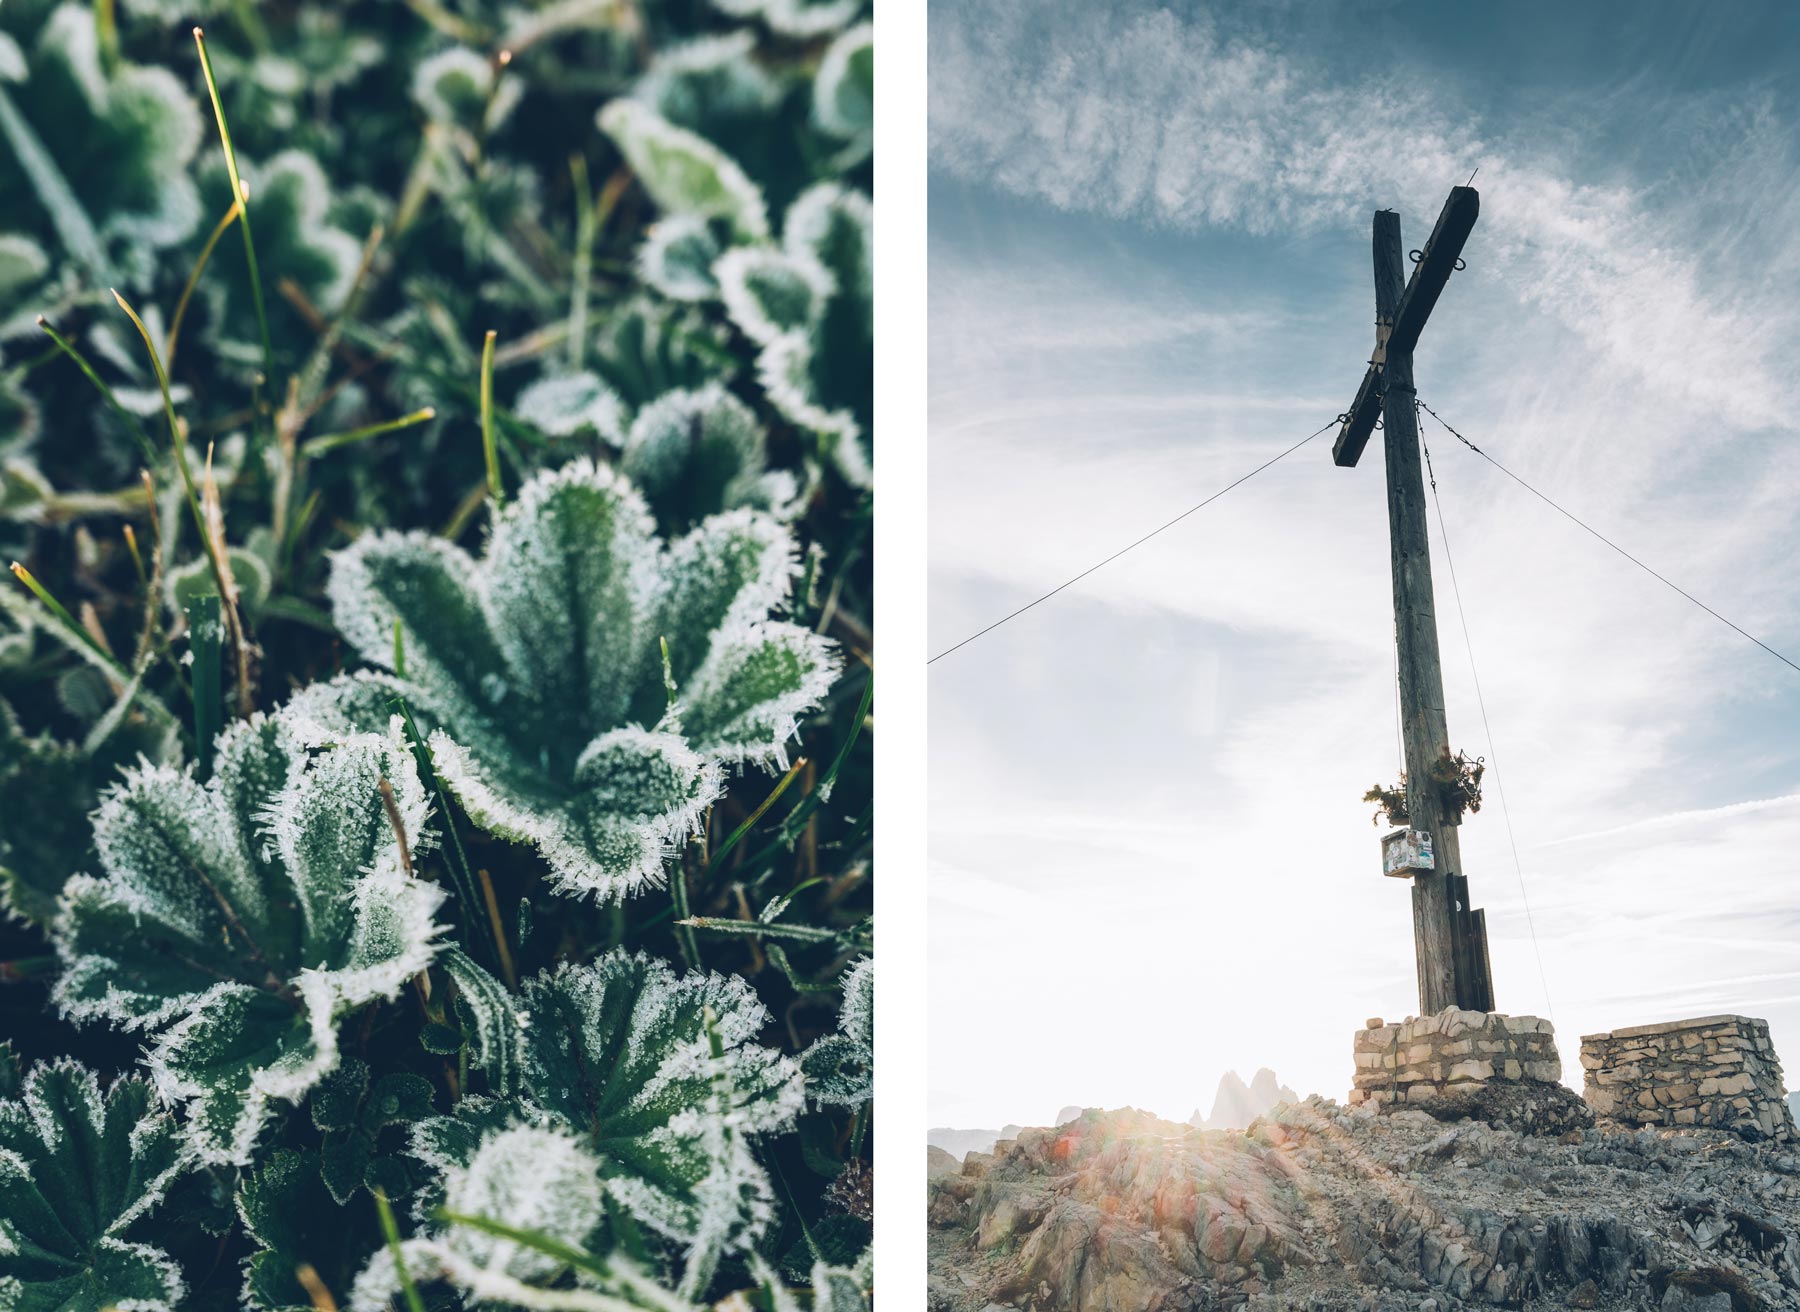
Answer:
[800,957,871,1109]
[0,1058,192,1312]
[51,713,447,1164]
[307,459,837,900]
[0,3,202,287]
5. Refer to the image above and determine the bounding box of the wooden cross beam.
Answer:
[1334,185,1494,1016]
[1333,186,1480,469]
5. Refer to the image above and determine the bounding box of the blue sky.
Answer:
[927,0,1800,1128]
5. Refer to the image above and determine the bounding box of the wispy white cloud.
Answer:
[929,1,1799,428]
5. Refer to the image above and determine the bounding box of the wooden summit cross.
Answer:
[1333,185,1494,1017]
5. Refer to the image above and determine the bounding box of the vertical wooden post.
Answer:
[1373,210,1461,1016]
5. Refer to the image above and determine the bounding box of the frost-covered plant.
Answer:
[801,957,872,1109]
[358,951,804,1305]
[0,1057,192,1311]
[303,458,838,899]
[2,1,874,1303]
[0,2,203,286]
[51,713,446,1163]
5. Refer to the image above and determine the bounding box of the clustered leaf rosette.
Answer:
[350,951,805,1309]
[0,1058,192,1311]
[299,458,839,901]
[0,2,203,287]
[598,99,871,490]
[50,712,447,1164]
[800,957,872,1109]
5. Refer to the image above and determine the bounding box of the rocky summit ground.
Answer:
[927,1099,1800,1311]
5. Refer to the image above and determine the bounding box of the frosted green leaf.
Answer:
[712,0,864,38]
[52,712,448,1164]
[518,953,802,1265]
[799,957,871,1108]
[598,99,768,243]
[237,1147,348,1312]
[591,297,737,409]
[813,22,872,161]
[412,46,522,134]
[746,184,872,488]
[194,150,362,360]
[0,694,179,927]
[621,383,800,531]
[753,1250,872,1312]
[0,3,203,283]
[0,232,47,298]
[516,371,629,442]
[166,544,273,624]
[440,946,526,1096]
[637,213,722,303]
[317,460,837,899]
[0,1058,191,1312]
[381,950,802,1304]
[714,245,832,349]
[353,1120,698,1311]
[0,701,87,925]
[633,31,781,134]
[311,1056,436,1204]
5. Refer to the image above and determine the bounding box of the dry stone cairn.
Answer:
[1580,1014,1797,1142]
[1350,1008,1589,1133]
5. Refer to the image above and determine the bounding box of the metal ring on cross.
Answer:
[1453,257,1467,271]
[1409,249,1423,263]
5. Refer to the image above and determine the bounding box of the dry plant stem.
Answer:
[377,779,415,879]
[293,1263,339,1312]
[131,473,166,667]
[475,869,518,990]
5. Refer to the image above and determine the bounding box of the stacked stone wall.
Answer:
[1580,1014,1795,1142]
[1351,1008,1561,1110]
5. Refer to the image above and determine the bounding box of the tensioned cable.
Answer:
[1418,412,1554,1021]
[1417,398,1800,679]
[926,418,1337,664]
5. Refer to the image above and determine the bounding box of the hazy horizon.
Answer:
[928,0,1800,1129]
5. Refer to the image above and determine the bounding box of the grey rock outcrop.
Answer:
[928,1101,1800,1311]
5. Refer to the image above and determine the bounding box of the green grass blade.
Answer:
[35,318,158,470]
[434,1209,612,1282]
[305,406,437,456]
[705,755,808,876]
[372,1189,427,1312]
[185,593,222,779]
[479,329,501,505]
[192,27,274,387]
[9,562,128,679]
